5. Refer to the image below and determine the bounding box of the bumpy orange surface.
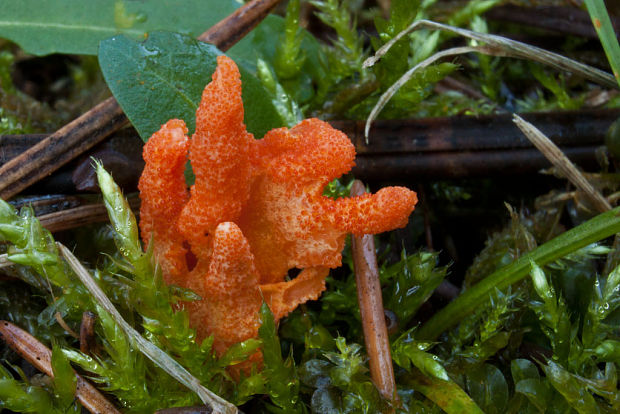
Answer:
[139,55,418,356]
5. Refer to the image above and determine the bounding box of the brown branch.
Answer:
[350,180,397,403]
[0,0,281,200]
[37,195,140,233]
[0,320,121,414]
[3,108,615,196]
[334,109,619,155]
[0,98,126,199]
[37,204,110,232]
[54,312,79,339]
[353,146,601,180]
[198,0,280,49]
[331,108,619,180]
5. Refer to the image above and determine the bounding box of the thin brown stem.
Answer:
[0,320,121,414]
[37,196,140,233]
[0,0,281,200]
[198,0,281,49]
[54,312,79,339]
[0,98,126,199]
[350,180,397,403]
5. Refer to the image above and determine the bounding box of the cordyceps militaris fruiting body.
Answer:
[138,55,417,357]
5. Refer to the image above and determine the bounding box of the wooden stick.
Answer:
[0,320,121,414]
[353,146,600,180]
[197,0,280,49]
[332,109,619,154]
[0,98,125,199]
[37,196,140,233]
[2,109,616,190]
[350,180,397,402]
[0,0,281,200]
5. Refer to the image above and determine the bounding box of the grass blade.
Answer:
[418,206,620,340]
[584,0,620,85]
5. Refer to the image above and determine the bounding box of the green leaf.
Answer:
[258,302,302,412]
[372,0,419,87]
[465,364,509,414]
[392,330,449,381]
[528,262,572,364]
[98,31,284,141]
[0,379,57,413]
[96,161,142,263]
[230,15,324,107]
[259,302,282,369]
[51,344,77,409]
[256,58,302,128]
[273,0,305,80]
[218,338,262,368]
[383,250,447,329]
[404,369,484,414]
[542,361,601,414]
[0,0,237,56]
[584,0,620,85]
[594,339,620,362]
[515,378,551,412]
[305,336,385,414]
[511,359,540,384]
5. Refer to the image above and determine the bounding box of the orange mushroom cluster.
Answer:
[139,55,417,356]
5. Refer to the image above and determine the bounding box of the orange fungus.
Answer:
[138,55,418,356]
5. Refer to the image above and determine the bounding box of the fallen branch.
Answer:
[0,320,121,414]
[350,180,398,403]
[197,0,279,49]
[37,196,140,233]
[0,0,281,200]
[4,109,615,193]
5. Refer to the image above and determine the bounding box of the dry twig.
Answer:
[350,180,397,402]
[37,196,140,233]
[0,320,121,414]
[197,0,279,49]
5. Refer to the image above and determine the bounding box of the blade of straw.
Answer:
[513,114,611,213]
[57,243,239,414]
[363,19,618,141]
